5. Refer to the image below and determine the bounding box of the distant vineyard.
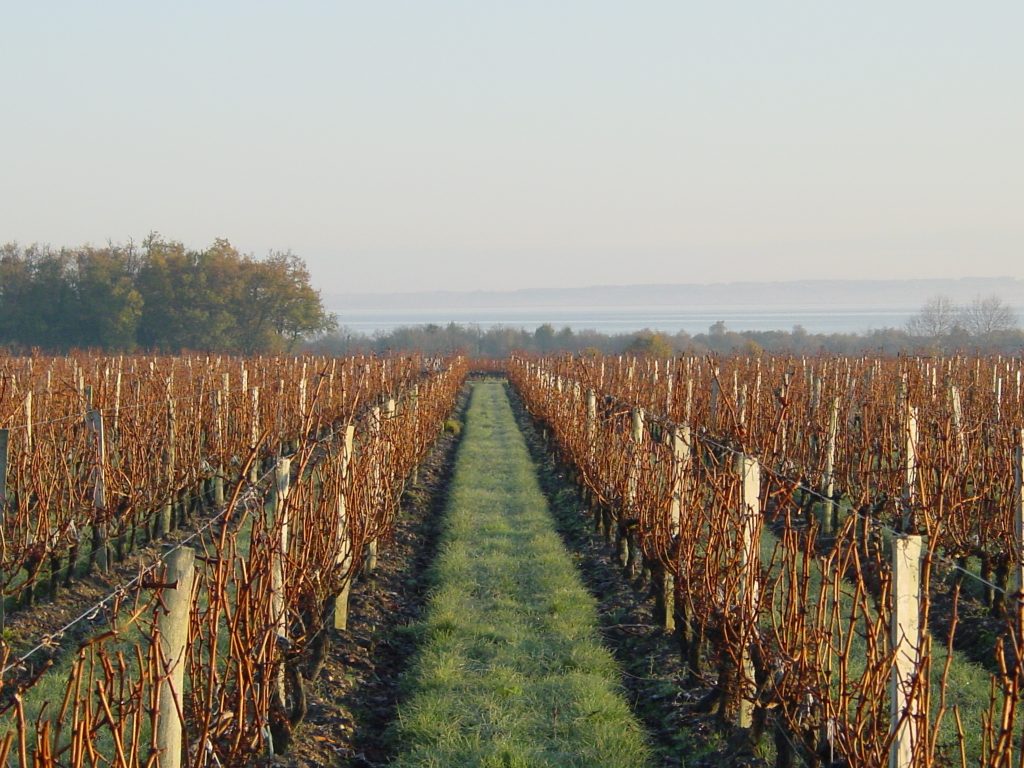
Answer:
[0,353,466,766]
[510,353,1024,767]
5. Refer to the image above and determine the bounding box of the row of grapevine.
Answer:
[0,353,467,766]
[509,354,1024,768]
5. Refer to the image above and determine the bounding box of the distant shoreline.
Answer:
[324,277,1024,336]
[328,306,929,336]
[325,276,1024,317]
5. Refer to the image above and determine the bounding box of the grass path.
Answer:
[391,380,649,768]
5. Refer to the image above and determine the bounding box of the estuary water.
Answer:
[332,305,927,336]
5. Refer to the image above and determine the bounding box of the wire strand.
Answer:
[1,461,277,677]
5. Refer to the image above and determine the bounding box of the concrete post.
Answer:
[903,405,918,530]
[586,388,597,459]
[890,535,923,768]
[156,547,196,768]
[737,454,761,731]
[949,385,966,465]
[663,424,691,632]
[669,425,690,536]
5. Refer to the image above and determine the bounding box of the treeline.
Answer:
[309,319,1024,357]
[0,236,335,353]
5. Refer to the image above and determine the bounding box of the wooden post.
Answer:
[112,369,122,437]
[364,405,383,575]
[778,373,791,461]
[334,426,356,630]
[890,534,923,768]
[88,409,109,572]
[160,400,177,536]
[212,389,225,508]
[249,387,260,483]
[663,424,691,631]
[1014,429,1024,601]
[270,457,292,709]
[710,376,721,428]
[0,428,7,630]
[410,385,420,486]
[156,546,195,768]
[276,378,286,455]
[24,392,32,453]
[621,407,644,572]
[737,454,761,731]
[822,397,839,536]
[585,388,599,531]
[0,428,7,512]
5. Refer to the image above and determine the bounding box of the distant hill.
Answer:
[325,277,1024,313]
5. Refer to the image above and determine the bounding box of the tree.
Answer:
[626,330,673,358]
[0,244,34,343]
[0,235,336,353]
[555,325,576,350]
[226,250,336,353]
[906,295,959,337]
[135,238,335,353]
[960,294,1017,337]
[73,247,143,349]
[534,323,556,351]
[0,245,78,349]
[135,236,210,351]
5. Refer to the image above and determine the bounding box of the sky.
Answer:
[1,2,1022,295]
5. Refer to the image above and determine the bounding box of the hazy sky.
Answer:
[2,2,1021,294]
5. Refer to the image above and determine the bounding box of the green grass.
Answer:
[9,478,255,761]
[759,517,1012,765]
[391,380,649,768]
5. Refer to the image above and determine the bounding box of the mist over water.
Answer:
[332,306,941,336]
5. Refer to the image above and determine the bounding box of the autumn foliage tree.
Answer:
[0,235,336,353]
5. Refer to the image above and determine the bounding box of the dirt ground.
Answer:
[285,379,764,767]
[279,399,463,767]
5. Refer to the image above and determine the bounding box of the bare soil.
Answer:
[279,393,465,767]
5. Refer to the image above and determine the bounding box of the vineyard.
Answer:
[2,351,1024,767]
[0,353,466,766]
[509,354,1024,767]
